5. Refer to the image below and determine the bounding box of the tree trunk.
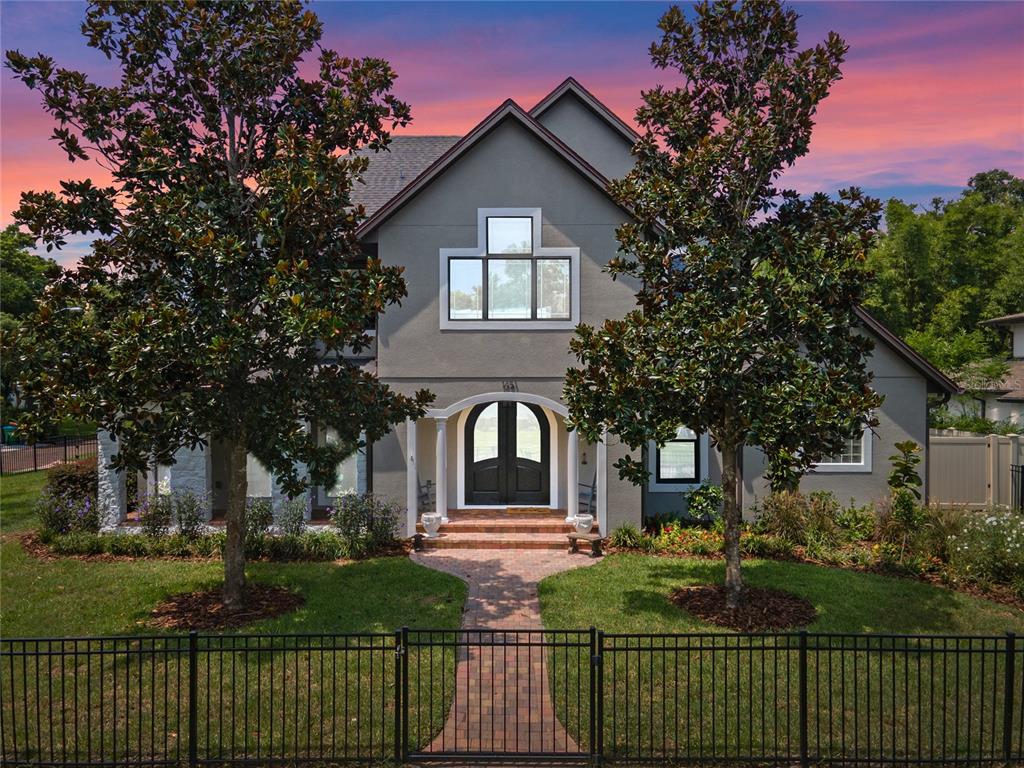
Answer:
[720,436,744,610]
[222,436,248,612]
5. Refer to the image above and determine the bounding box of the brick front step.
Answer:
[417,516,571,535]
[418,532,569,550]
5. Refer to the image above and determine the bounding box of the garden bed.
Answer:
[669,584,817,631]
[150,584,305,630]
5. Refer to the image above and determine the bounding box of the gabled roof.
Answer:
[529,76,640,146]
[357,99,631,239]
[351,136,461,217]
[854,307,960,395]
[980,312,1024,327]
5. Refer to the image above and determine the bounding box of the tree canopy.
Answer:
[6,0,431,608]
[863,169,1023,392]
[564,0,882,607]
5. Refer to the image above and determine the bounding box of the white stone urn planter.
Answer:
[421,512,443,538]
[574,514,594,535]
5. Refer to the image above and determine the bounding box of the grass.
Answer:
[539,553,1024,635]
[538,554,1024,762]
[0,469,47,533]
[0,470,467,762]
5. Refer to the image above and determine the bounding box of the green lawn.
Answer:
[539,553,1024,634]
[539,554,1024,762]
[0,469,47,532]
[0,470,467,763]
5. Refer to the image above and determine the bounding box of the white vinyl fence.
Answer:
[928,431,1022,509]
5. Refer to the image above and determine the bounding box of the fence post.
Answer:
[799,631,809,768]
[63,436,68,464]
[1004,632,1016,765]
[589,627,597,761]
[33,442,37,472]
[595,630,604,765]
[394,629,403,764]
[401,627,409,762]
[188,630,198,768]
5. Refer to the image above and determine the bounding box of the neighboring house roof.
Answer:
[980,312,1024,326]
[357,98,631,239]
[854,307,961,395]
[992,360,1024,401]
[351,136,461,217]
[528,76,640,145]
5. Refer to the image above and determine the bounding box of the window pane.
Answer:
[823,434,863,464]
[449,259,483,319]
[659,441,696,480]
[246,454,272,497]
[474,403,499,462]
[536,259,570,319]
[516,404,542,462]
[488,259,532,319]
[487,217,532,254]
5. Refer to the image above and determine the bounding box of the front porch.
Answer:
[402,391,609,541]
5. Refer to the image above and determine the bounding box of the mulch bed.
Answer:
[670,585,817,631]
[149,584,305,631]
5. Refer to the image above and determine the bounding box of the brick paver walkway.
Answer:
[410,549,598,757]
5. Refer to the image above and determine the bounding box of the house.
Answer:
[964,312,1024,427]
[95,78,960,539]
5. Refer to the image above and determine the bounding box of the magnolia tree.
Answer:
[7,1,431,610]
[564,0,883,608]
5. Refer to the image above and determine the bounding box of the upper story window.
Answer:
[440,208,580,330]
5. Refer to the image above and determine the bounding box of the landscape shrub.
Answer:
[684,482,723,522]
[835,503,876,542]
[275,498,307,537]
[138,494,174,538]
[609,522,643,549]
[244,498,275,557]
[752,491,840,546]
[947,511,1024,587]
[173,491,208,539]
[36,493,101,535]
[44,457,98,503]
[739,532,792,559]
[331,494,400,559]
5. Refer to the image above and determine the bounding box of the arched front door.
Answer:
[465,402,550,505]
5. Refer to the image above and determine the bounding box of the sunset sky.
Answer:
[1,1,1022,265]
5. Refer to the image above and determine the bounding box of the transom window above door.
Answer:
[440,208,580,330]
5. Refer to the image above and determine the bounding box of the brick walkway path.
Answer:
[409,550,598,757]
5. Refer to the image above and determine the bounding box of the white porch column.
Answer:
[405,418,418,537]
[97,431,126,531]
[597,428,609,535]
[435,418,449,523]
[566,429,579,522]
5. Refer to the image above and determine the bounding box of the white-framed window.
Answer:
[439,208,580,330]
[813,429,872,473]
[648,427,709,492]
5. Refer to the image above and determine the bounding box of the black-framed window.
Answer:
[448,256,571,321]
[656,427,699,483]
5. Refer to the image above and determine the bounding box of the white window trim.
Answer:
[647,431,710,493]
[811,427,873,474]
[439,207,580,330]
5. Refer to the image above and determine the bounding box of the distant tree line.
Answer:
[862,169,1023,399]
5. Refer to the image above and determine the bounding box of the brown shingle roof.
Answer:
[982,359,1024,401]
[351,136,461,217]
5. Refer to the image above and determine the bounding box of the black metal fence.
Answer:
[1012,464,1023,512]
[2,630,1023,766]
[0,435,98,475]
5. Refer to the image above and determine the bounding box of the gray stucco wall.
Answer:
[740,334,930,515]
[533,92,635,181]
[373,117,639,381]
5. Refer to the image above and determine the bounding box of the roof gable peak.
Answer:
[530,76,639,145]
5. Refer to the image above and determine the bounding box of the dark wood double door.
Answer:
[465,401,550,505]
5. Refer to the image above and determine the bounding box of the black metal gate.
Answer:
[400,628,596,762]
